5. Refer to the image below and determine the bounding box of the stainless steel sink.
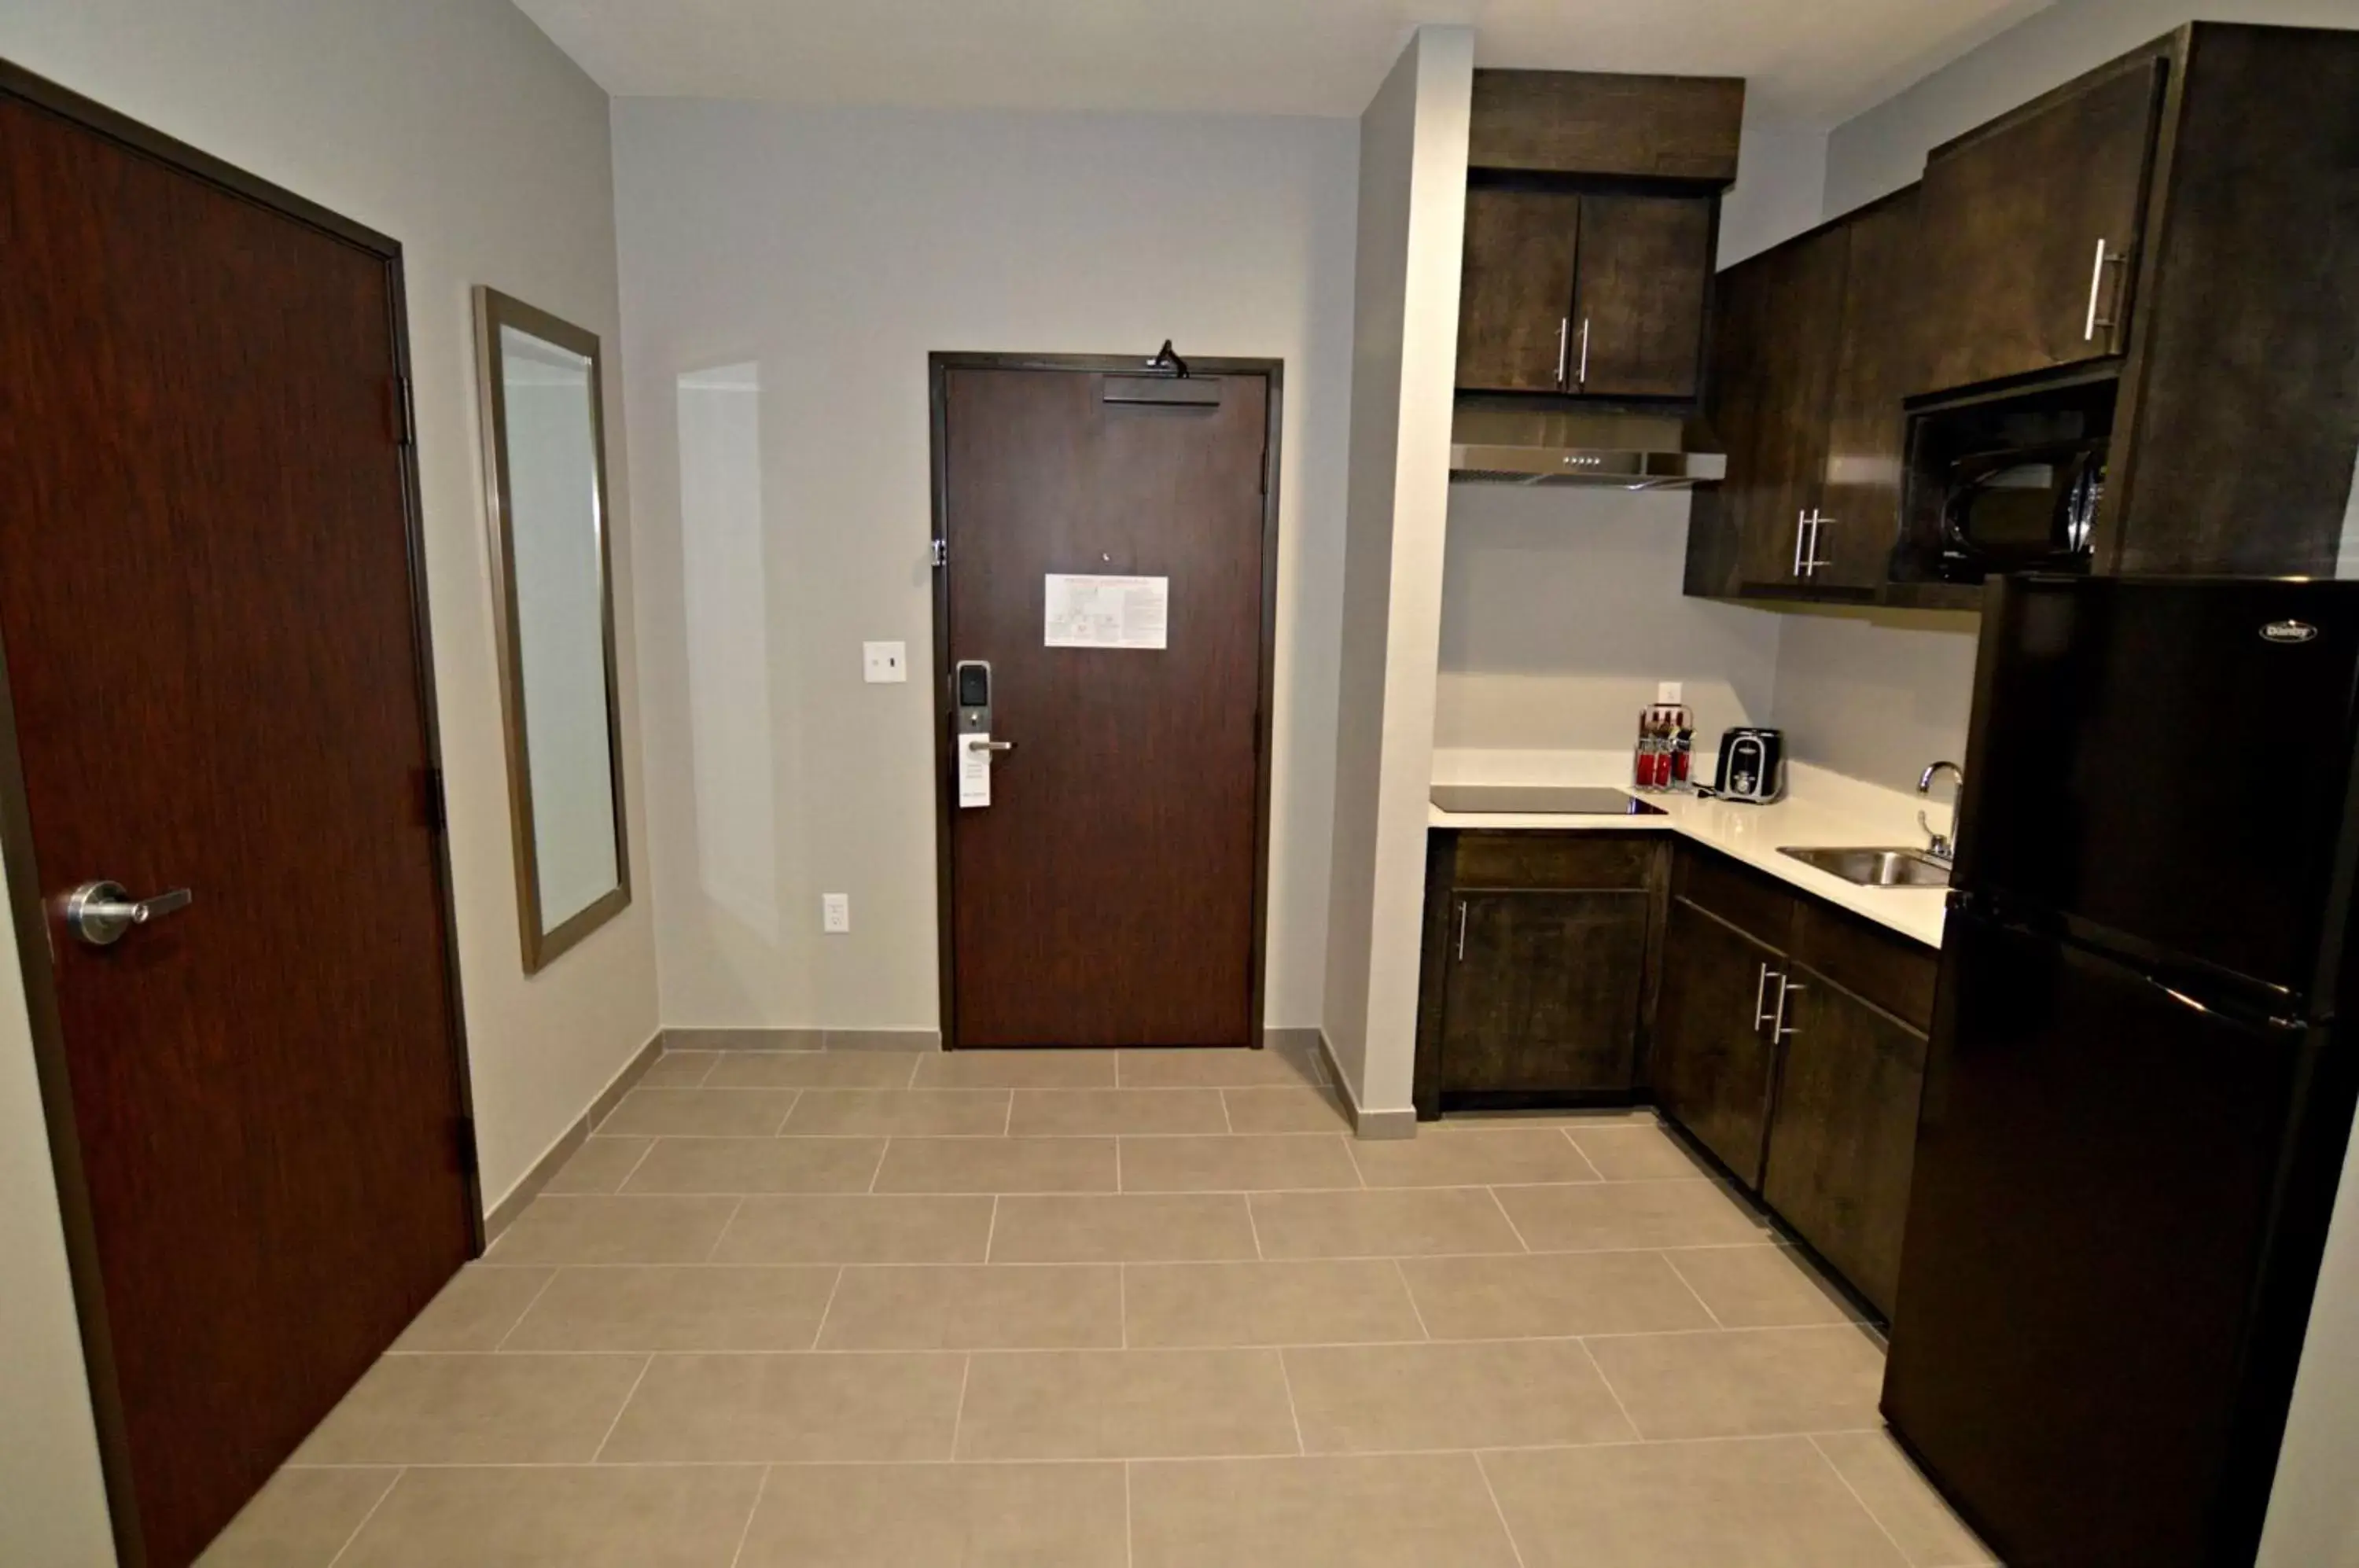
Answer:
[1779,846,1952,888]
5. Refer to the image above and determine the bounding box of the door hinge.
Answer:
[392,374,416,447]
[930,539,948,568]
[421,764,447,832]
[452,1116,479,1178]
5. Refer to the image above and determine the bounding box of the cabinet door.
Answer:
[1707,226,1849,590]
[1651,897,1783,1185]
[1457,187,1583,392]
[1913,56,2163,394]
[1441,890,1648,1094]
[1570,194,1714,399]
[1761,972,1927,1318]
[1812,189,1920,592]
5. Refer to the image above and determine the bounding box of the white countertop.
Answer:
[1428,749,1952,949]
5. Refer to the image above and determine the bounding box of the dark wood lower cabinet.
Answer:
[1761,970,1929,1319]
[1652,898,1783,1185]
[1443,890,1651,1094]
[1415,832,1666,1113]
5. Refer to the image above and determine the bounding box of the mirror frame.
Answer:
[473,285,631,973]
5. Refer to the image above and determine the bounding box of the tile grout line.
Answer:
[381,1323,1849,1356]
[1220,1088,1235,1135]
[684,1052,718,1089]
[321,1466,404,1567]
[904,1053,924,1089]
[769,1090,800,1136]
[1660,1250,1727,1331]
[613,1136,662,1195]
[1482,1186,1534,1254]
[723,1463,772,1568]
[587,1354,656,1462]
[1118,1261,1128,1349]
[1807,1433,1920,1567]
[947,1353,975,1462]
[1273,1346,1309,1457]
[702,1198,745,1264]
[1473,1451,1533,1568]
[1573,1337,1647,1442]
[1341,1132,1367,1190]
[1124,1459,1135,1568]
[1391,1257,1433,1342]
[281,1427,1904,1474]
[866,1137,891,1194]
[808,1266,846,1351]
[489,1269,562,1353]
[982,1194,1001,1264]
[1242,1194,1266,1261]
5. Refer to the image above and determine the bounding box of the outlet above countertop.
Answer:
[1428,749,1951,948]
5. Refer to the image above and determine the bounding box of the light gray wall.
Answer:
[1770,609,1982,791]
[613,99,1359,1031]
[0,1,656,1558]
[1434,487,1782,753]
[1321,26,1473,1115]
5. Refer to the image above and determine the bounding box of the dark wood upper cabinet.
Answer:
[1653,896,1785,1185]
[1457,188,1714,399]
[1469,70,1744,182]
[1457,187,1584,393]
[1814,186,1922,591]
[1689,23,2359,605]
[1761,970,1930,1319]
[1702,223,1850,593]
[1441,889,1651,1095]
[1912,53,2165,396]
[1571,195,1714,400]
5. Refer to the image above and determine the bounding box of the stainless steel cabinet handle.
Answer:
[1772,978,1803,1040]
[1577,318,1590,386]
[1555,318,1570,389]
[1753,963,1776,1029]
[1455,900,1469,962]
[64,881,193,948]
[1801,510,1832,576]
[2082,239,2126,343]
[1792,511,1809,576]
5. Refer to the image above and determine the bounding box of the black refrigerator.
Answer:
[1884,575,2359,1568]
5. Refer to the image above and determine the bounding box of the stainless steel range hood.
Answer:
[1449,407,1726,489]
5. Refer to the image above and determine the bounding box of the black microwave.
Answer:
[1935,439,2105,581]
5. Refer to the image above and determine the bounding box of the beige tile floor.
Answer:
[199,1043,1997,1566]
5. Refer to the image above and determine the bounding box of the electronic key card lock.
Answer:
[955,661,1011,808]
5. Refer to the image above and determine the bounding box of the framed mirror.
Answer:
[473,287,630,972]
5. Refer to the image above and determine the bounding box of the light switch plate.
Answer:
[863,642,908,683]
[822,893,850,933]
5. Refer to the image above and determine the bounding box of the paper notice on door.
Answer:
[959,735,992,808]
[1044,574,1168,650]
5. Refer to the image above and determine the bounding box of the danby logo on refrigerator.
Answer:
[2261,620,2320,645]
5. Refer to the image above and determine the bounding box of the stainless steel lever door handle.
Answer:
[966,738,1014,753]
[65,881,193,947]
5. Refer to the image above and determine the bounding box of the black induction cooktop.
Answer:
[1430,786,1667,816]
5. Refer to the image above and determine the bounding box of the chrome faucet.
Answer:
[1919,760,1964,863]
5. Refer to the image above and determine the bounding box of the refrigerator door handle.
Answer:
[2144,973,2308,1034]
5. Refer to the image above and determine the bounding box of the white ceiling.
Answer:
[515,0,2053,123]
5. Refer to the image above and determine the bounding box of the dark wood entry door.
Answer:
[935,361,1277,1047]
[0,79,472,1566]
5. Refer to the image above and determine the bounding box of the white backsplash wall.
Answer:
[1769,607,1982,792]
[1433,485,1783,755]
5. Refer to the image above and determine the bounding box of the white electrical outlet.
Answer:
[1657,681,1684,704]
[863,642,907,683]
[822,893,851,933]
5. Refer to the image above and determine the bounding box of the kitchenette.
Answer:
[1375,21,2359,1568]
